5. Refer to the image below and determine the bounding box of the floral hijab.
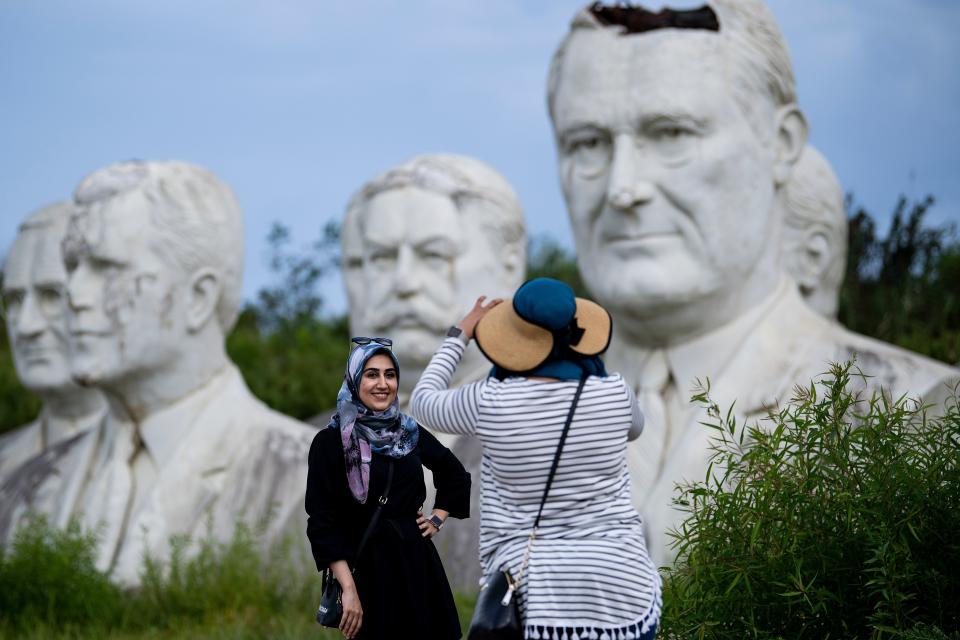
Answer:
[327,343,419,503]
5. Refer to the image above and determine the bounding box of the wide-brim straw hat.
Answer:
[475,278,612,373]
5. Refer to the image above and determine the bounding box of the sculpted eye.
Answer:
[647,121,700,164]
[562,129,612,178]
[368,248,397,267]
[1,290,25,315]
[37,286,63,304]
[656,126,691,139]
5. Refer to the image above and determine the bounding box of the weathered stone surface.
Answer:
[548,1,959,567]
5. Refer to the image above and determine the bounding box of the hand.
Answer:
[417,507,449,539]
[339,584,363,639]
[457,296,503,341]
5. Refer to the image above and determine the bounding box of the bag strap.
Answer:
[514,374,588,586]
[353,458,395,568]
[534,374,588,528]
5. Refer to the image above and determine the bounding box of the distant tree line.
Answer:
[0,194,957,432]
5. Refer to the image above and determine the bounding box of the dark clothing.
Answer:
[306,425,470,640]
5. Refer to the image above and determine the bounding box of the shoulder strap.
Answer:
[533,374,588,529]
[353,458,394,567]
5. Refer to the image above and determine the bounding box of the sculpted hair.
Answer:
[547,0,797,133]
[783,146,848,300]
[4,202,73,277]
[18,201,73,233]
[73,160,245,333]
[342,153,526,266]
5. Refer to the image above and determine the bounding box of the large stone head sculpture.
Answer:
[782,145,847,318]
[3,203,81,396]
[62,161,244,402]
[547,0,808,344]
[342,154,526,397]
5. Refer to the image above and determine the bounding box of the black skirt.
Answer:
[305,426,470,639]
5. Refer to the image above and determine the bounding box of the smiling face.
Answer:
[3,222,74,393]
[357,353,398,412]
[552,29,781,322]
[63,192,187,387]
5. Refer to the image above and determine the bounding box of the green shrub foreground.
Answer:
[2,364,957,639]
[661,363,960,640]
[0,515,477,639]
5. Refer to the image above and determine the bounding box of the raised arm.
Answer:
[409,296,502,436]
[409,336,483,435]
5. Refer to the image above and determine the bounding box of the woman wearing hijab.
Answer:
[305,338,470,640]
[411,278,661,640]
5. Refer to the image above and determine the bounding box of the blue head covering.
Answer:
[490,278,608,381]
[328,342,419,503]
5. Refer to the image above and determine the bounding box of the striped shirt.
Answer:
[411,337,661,638]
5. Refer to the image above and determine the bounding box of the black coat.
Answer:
[305,425,471,639]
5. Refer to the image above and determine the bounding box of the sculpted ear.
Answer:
[500,242,524,279]
[794,229,831,293]
[186,267,222,333]
[773,105,808,186]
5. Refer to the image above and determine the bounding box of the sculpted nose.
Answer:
[66,262,96,312]
[607,134,656,212]
[393,245,421,298]
[15,292,47,338]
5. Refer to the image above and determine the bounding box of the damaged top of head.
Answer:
[588,2,719,34]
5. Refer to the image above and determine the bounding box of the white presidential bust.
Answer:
[548,1,958,566]
[0,161,315,585]
[549,1,805,348]
[0,203,106,482]
[782,145,848,319]
[340,154,526,590]
[343,153,526,404]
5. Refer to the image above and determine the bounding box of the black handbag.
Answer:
[467,375,588,640]
[316,460,395,628]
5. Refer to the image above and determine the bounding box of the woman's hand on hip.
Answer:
[339,584,362,639]
[417,507,449,539]
[458,296,503,341]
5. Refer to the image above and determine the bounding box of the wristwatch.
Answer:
[446,326,464,339]
[427,514,445,530]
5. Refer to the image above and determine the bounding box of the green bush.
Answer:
[0,515,122,631]
[660,363,960,639]
[898,625,960,640]
[0,517,331,639]
[0,515,476,639]
[226,310,349,421]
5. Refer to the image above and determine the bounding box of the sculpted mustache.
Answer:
[368,306,451,333]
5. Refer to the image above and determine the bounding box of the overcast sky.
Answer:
[2,0,958,315]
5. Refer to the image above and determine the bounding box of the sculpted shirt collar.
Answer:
[136,364,237,471]
[40,406,108,451]
[663,276,792,398]
[612,276,793,407]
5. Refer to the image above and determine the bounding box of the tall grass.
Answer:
[0,515,477,639]
[660,362,960,639]
[0,517,332,639]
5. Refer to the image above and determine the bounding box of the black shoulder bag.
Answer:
[467,375,588,640]
[316,459,395,627]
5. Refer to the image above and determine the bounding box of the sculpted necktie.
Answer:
[629,350,673,509]
[82,423,142,573]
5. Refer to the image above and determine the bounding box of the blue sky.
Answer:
[2,0,958,315]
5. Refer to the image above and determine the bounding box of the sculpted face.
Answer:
[358,186,465,365]
[553,30,780,319]
[64,191,187,386]
[3,225,73,392]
